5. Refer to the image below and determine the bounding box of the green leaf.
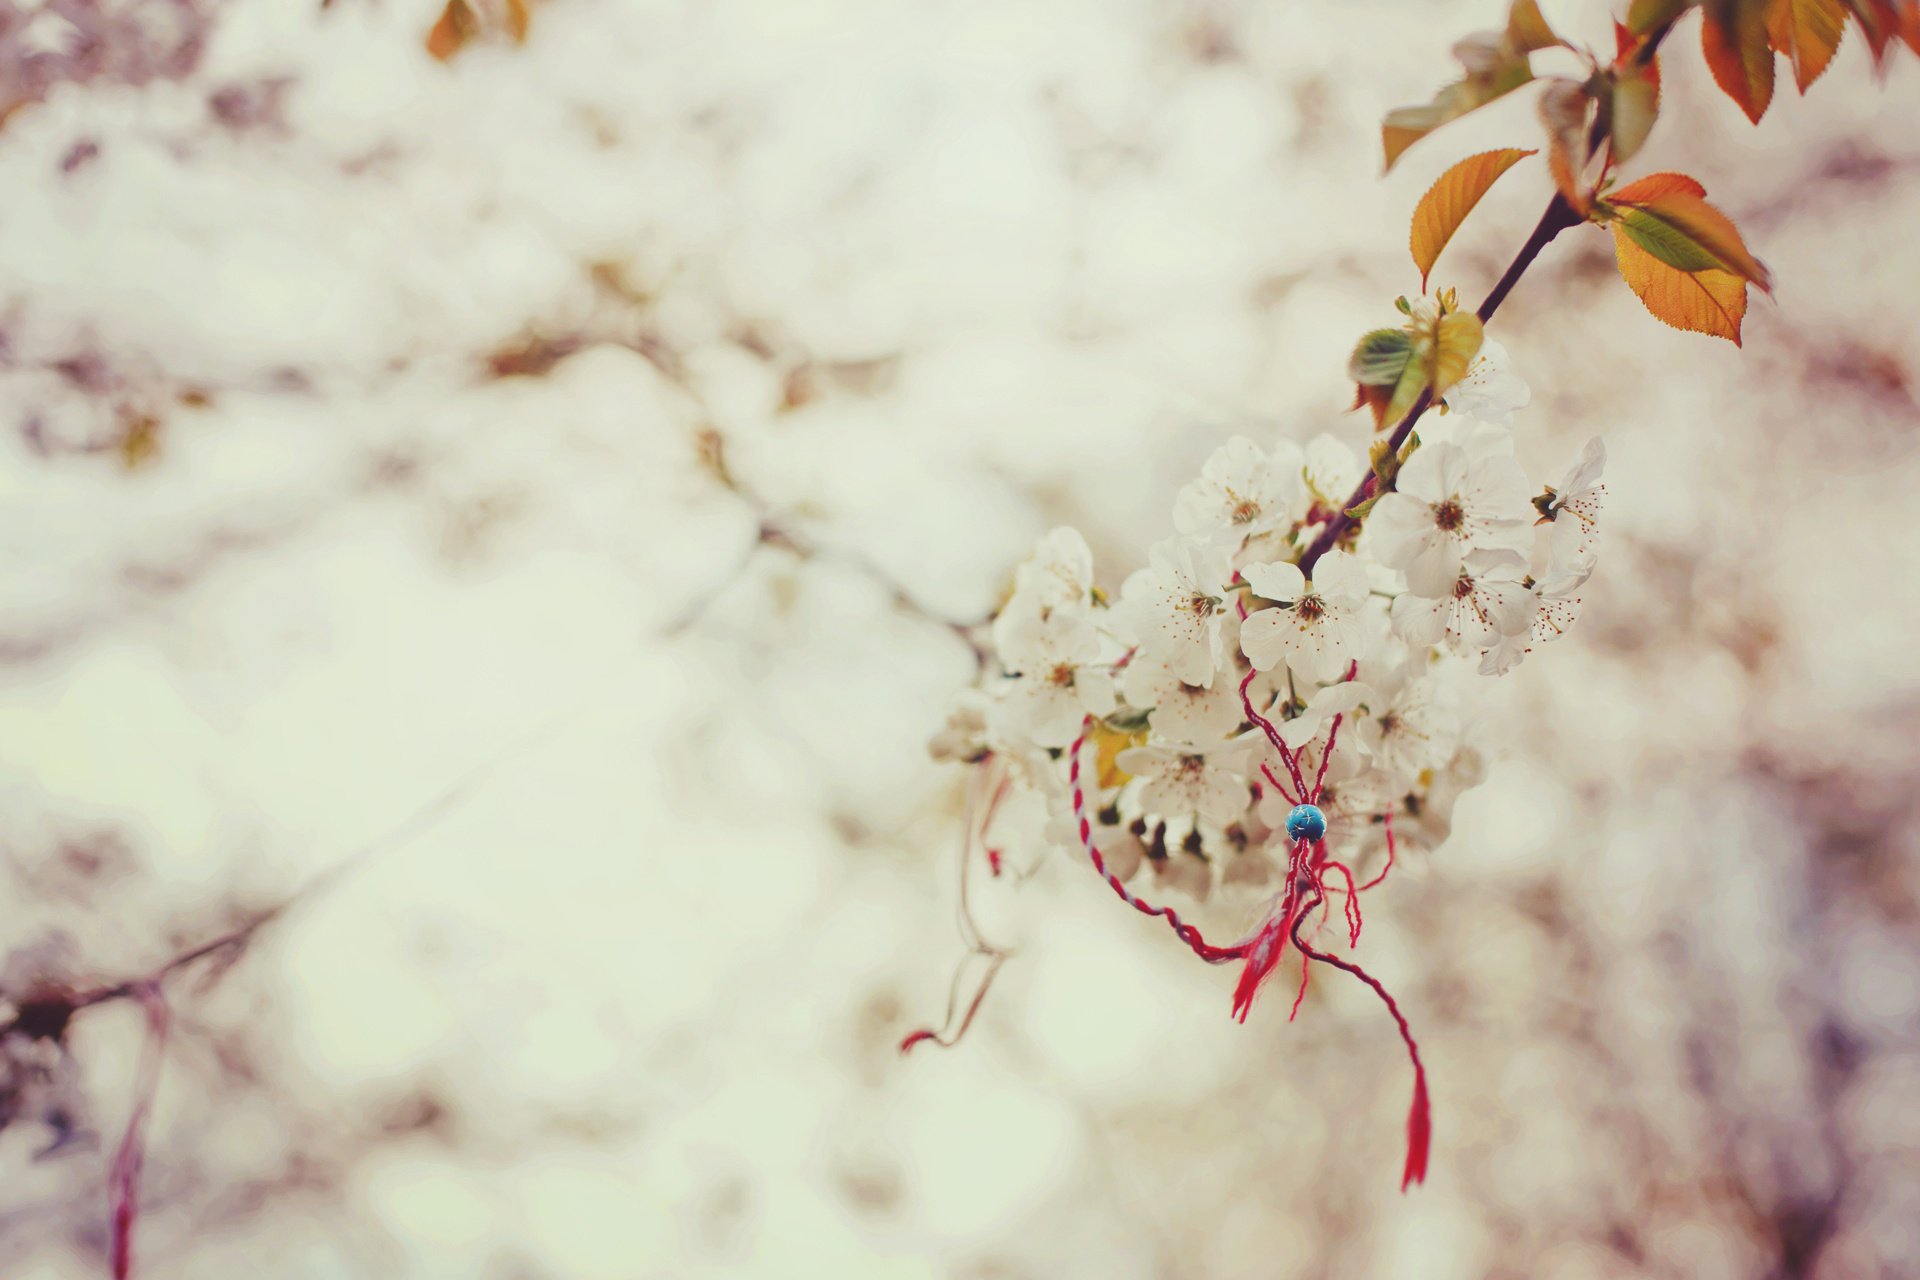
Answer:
[1381,358,1428,428]
[1611,71,1661,163]
[1349,328,1416,386]
[1382,35,1537,169]
[1506,0,1564,51]
[1628,0,1697,34]
[1615,207,1728,272]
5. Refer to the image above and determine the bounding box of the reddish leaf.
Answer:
[1703,0,1778,122]
[1609,171,1707,202]
[1409,148,1537,289]
[1841,0,1913,60]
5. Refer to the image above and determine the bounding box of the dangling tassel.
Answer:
[1292,901,1433,1192]
[1402,1064,1431,1192]
[1229,915,1291,1023]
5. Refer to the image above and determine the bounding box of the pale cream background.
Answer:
[2,1,1918,1276]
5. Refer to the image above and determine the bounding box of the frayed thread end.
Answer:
[1402,1067,1431,1192]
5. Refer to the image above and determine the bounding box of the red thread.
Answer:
[1052,699,1433,1191]
[1324,859,1363,947]
[1287,946,1312,1022]
[1290,888,1430,1192]
[1359,808,1397,891]
[1260,762,1300,807]
[1239,667,1307,798]
[1229,915,1291,1023]
[901,761,1014,1053]
[1069,722,1247,965]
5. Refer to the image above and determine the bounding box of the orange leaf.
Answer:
[1612,224,1749,344]
[1768,0,1848,89]
[1094,723,1147,789]
[1608,181,1773,291]
[1703,0,1777,122]
[1609,171,1707,202]
[425,0,473,61]
[504,0,531,41]
[1409,148,1538,290]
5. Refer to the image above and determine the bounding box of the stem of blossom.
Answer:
[1298,193,1584,577]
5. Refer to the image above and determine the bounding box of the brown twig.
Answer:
[1296,10,1691,579]
[1298,192,1583,577]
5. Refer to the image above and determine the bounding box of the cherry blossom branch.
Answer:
[1298,193,1583,577]
[1294,10,1692,581]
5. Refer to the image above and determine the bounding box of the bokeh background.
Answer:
[3,0,1919,1276]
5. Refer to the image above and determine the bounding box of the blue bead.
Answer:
[1286,803,1327,843]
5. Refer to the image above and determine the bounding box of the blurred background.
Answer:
[2,0,1918,1276]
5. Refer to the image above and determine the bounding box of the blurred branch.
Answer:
[690,425,992,669]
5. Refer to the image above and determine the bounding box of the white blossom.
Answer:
[1478,549,1593,676]
[1012,526,1095,612]
[1118,738,1255,825]
[1365,439,1533,583]
[1174,436,1306,543]
[1120,536,1237,687]
[1303,433,1364,513]
[1353,663,1462,787]
[995,609,1116,748]
[1391,548,1534,653]
[1544,436,1606,562]
[1123,653,1245,746]
[1271,679,1370,750]
[928,689,993,763]
[1440,338,1530,427]
[932,333,1605,954]
[1239,549,1371,683]
[1405,743,1487,851]
[991,526,1096,655]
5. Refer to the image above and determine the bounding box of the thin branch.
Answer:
[1299,193,1583,576]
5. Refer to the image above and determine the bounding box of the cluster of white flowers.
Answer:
[934,343,1605,901]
